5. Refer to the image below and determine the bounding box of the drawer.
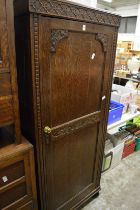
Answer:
[0,141,37,210]
[0,96,14,126]
[0,0,9,69]
[0,73,12,96]
[0,182,27,209]
[0,161,25,188]
[17,201,34,210]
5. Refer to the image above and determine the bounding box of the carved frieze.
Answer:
[52,112,101,139]
[29,0,121,27]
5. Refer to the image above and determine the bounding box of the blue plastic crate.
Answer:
[108,101,124,125]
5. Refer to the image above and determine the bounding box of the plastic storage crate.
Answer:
[103,136,124,170]
[122,142,135,159]
[111,84,136,113]
[102,139,113,173]
[135,138,140,151]
[110,142,124,168]
[108,101,124,125]
[104,142,124,169]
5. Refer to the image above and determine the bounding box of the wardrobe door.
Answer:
[38,17,115,210]
[0,0,9,70]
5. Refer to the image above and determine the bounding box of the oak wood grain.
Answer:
[0,0,21,144]
[0,139,38,210]
[14,1,120,209]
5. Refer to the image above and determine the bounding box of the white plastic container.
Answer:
[109,142,124,169]
[128,57,140,74]
[111,84,136,113]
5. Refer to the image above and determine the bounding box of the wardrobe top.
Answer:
[14,0,121,27]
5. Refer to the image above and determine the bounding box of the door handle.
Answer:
[44,126,51,144]
[44,126,52,134]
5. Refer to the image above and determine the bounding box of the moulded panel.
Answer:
[0,73,12,96]
[50,32,104,126]
[50,124,98,209]
[0,97,14,126]
[0,0,9,69]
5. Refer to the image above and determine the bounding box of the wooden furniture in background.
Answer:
[0,1,38,209]
[14,0,121,209]
[0,140,38,210]
[0,0,21,145]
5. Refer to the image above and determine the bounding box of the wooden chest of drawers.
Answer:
[0,1,38,209]
[0,140,38,210]
[0,0,21,143]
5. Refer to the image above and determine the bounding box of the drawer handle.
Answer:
[2,176,8,183]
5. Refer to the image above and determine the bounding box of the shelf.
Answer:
[129,49,140,52]
[107,111,140,131]
[114,75,140,83]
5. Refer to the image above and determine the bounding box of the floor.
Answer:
[82,151,140,210]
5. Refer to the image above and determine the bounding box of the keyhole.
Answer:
[82,25,86,31]
[102,96,106,101]
[91,53,96,60]
[2,176,8,183]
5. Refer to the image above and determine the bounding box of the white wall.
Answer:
[115,5,138,17]
[97,4,138,15]
[118,34,135,42]
[136,4,140,35]
[134,4,140,49]
[116,4,140,50]
[69,0,97,8]
[97,3,115,12]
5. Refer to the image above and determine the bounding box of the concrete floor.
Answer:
[82,151,140,210]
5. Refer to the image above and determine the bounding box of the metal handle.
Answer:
[102,151,113,173]
[44,126,51,145]
[44,126,52,134]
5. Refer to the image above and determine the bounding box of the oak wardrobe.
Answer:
[14,0,121,209]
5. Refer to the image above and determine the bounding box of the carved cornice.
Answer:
[29,0,121,27]
[51,29,69,53]
[96,33,108,52]
[52,112,101,139]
